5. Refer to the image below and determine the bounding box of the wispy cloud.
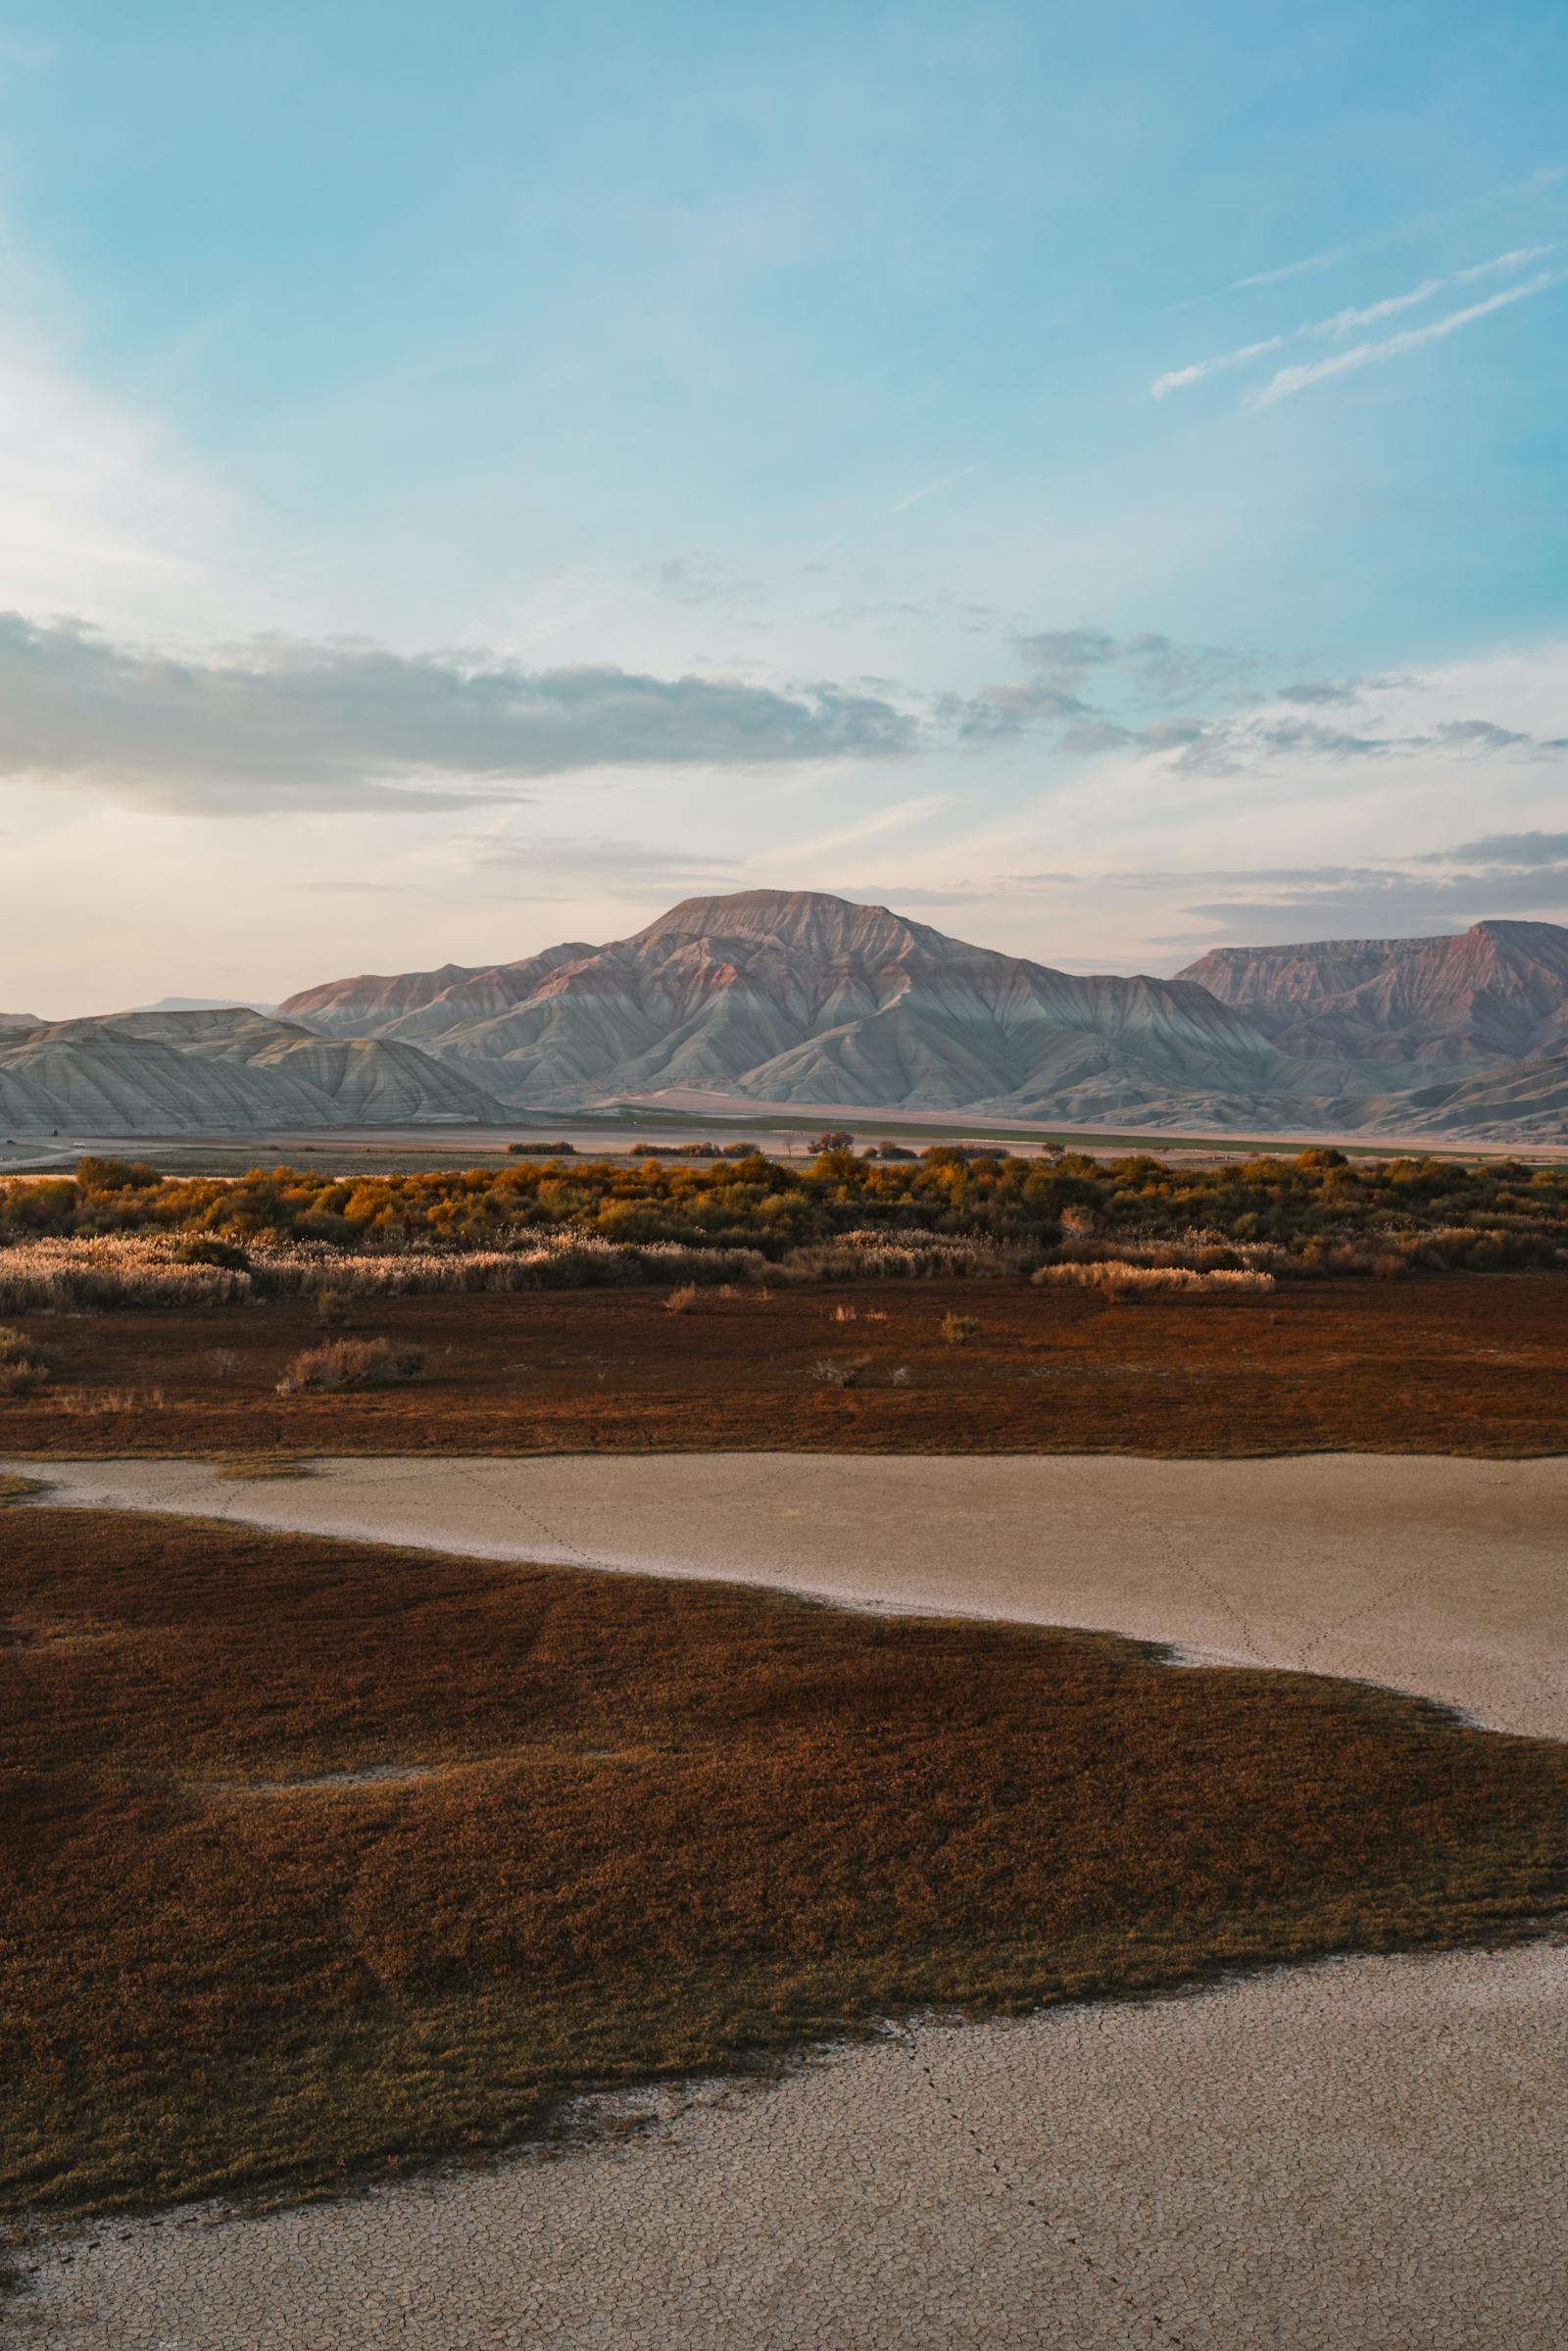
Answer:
[1153,246,1556,400]
[888,465,978,515]
[1250,269,1562,409]
[643,556,761,609]
[774,794,953,863]
[1164,246,1348,314]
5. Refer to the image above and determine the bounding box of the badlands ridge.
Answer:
[6,891,1567,1141]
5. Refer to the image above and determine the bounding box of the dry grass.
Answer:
[1034,1262,1278,1296]
[0,1274,1563,1458]
[275,1338,425,1396]
[0,1325,48,1397]
[665,1284,698,1314]
[0,1473,49,1506]
[3,1505,1566,2225]
[0,1232,774,1312]
[215,1456,318,1483]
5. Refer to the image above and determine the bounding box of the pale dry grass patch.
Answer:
[1034,1262,1277,1296]
[276,1340,426,1396]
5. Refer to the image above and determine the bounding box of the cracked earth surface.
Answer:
[7,1451,1566,2347]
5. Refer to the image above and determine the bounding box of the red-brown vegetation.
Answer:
[4,1506,1566,2221]
[0,1274,1562,1457]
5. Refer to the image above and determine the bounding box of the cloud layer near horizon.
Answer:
[0,614,918,813]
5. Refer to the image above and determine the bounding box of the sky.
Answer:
[2,0,1567,1014]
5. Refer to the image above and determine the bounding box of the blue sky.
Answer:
[2,0,1566,1010]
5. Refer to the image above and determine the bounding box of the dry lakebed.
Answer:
[5,1448,1566,2349]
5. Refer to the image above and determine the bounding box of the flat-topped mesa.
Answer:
[1179,919,1568,1062]
[633,888,945,965]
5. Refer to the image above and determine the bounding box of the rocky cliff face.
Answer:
[1177,921,1568,1064]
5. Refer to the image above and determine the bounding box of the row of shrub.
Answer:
[0,1147,1562,1296]
[1034,1262,1277,1296]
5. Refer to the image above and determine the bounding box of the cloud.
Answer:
[644,557,760,608]
[1250,717,1391,759]
[1152,335,1290,401]
[1000,627,1253,719]
[1277,681,1361,706]
[1119,825,1568,938]
[479,835,743,884]
[1154,246,1557,401]
[840,884,987,907]
[1165,246,1349,314]
[1418,829,1568,867]
[1431,718,1532,751]
[887,465,978,515]
[1177,864,1568,929]
[973,625,1259,743]
[1043,692,1561,778]
[1251,271,1562,409]
[0,613,919,814]
[1014,628,1119,674]
[956,680,1089,738]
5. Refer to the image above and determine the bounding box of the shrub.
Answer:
[276,1339,426,1396]
[1032,1262,1276,1295]
[176,1237,252,1271]
[0,1324,48,1396]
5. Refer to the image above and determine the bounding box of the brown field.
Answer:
[0,1270,1564,1456]
[4,1503,1568,2225]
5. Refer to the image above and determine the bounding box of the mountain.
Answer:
[0,1010,511,1135]
[18,895,1564,1143]
[127,996,280,1016]
[282,944,594,1038]
[1177,920,1568,1064]
[285,888,1353,1127]
[1342,1053,1568,1145]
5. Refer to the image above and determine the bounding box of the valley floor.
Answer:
[5,1270,1567,1458]
[14,1448,1567,1736]
[7,1447,1568,2347]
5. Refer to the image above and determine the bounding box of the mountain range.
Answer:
[6,894,1567,1143]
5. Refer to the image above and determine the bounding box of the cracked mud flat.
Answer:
[8,1450,1568,2347]
[14,1450,1567,1733]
